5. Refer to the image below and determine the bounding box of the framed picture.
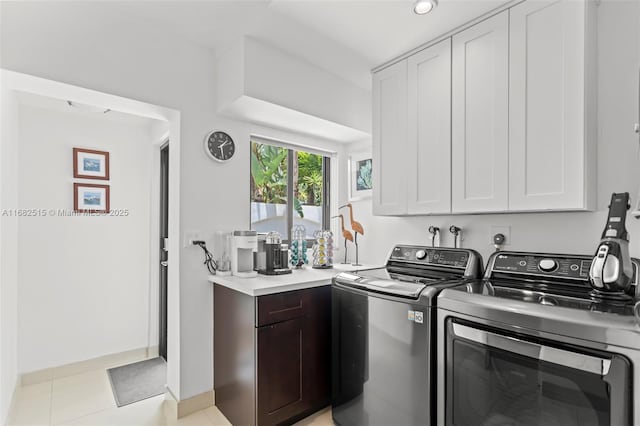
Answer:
[73,148,110,180]
[74,183,110,213]
[348,152,373,201]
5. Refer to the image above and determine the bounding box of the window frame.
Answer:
[250,141,331,243]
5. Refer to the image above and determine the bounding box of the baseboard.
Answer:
[21,346,157,386]
[146,345,159,358]
[174,389,215,419]
[163,387,215,419]
[163,388,179,420]
[4,376,19,426]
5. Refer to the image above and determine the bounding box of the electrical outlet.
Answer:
[490,226,511,246]
[184,231,201,247]
[184,232,216,247]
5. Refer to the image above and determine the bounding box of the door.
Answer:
[159,143,169,360]
[451,11,509,213]
[444,319,632,426]
[373,59,408,215]
[508,0,594,211]
[407,38,452,214]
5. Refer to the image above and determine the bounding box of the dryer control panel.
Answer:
[390,246,469,268]
[491,253,592,280]
[387,245,483,279]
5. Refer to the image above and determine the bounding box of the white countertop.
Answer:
[208,263,379,296]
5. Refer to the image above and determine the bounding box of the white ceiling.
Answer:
[108,0,512,90]
[269,0,510,65]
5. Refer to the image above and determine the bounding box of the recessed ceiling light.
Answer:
[66,100,111,114]
[413,0,438,15]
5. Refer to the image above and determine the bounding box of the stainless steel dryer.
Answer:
[437,251,640,426]
[332,245,483,426]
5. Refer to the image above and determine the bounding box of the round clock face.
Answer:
[204,131,235,162]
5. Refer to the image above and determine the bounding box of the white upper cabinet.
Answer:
[372,60,408,215]
[407,39,452,214]
[451,11,509,213]
[508,0,596,211]
[371,0,595,216]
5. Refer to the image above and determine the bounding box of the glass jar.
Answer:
[290,225,308,268]
[312,230,333,269]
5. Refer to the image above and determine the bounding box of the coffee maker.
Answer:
[255,232,292,275]
[231,230,258,278]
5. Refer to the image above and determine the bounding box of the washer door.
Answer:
[444,318,632,426]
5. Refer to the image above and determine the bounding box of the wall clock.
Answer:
[204,130,235,162]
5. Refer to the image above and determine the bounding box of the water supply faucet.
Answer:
[428,226,440,248]
[449,226,462,248]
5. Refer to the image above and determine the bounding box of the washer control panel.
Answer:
[390,245,469,268]
[492,253,591,280]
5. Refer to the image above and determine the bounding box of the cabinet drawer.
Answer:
[256,289,311,327]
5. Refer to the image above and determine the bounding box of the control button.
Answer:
[570,264,579,272]
[433,253,440,260]
[538,259,559,273]
[518,260,527,267]
[416,250,427,260]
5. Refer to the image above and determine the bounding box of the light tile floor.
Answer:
[7,367,334,426]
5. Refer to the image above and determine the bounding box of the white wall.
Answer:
[0,1,214,400]
[243,37,372,134]
[0,80,20,426]
[340,0,640,266]
[16,104,155,373]
[217,37,371,142]
[0,1,346,401]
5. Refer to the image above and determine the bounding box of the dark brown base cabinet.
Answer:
[214,284,331,426]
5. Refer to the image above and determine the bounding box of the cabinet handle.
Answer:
[452,323,611,375]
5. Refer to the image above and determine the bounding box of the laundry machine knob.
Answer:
[538,259,559,273]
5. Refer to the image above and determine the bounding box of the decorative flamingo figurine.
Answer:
[340,203,364,266]
[332,215,353,264]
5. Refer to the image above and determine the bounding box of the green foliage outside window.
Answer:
[250,143,288,204]
[296,151,323,206]
[250,142,324,218]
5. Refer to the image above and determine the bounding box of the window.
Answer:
[250,140,330,241]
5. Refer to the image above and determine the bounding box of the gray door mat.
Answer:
[107,357,166,407]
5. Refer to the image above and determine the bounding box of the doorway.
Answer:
[159,143,169,360]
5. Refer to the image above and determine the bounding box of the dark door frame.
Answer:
[159,142,169,360]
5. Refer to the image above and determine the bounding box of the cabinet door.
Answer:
[407,39,452,214]
[257,317,311,426]
[373,60,408,215]
[509,0,595,211]
[256,287,331,426]
[451,11,509,213]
